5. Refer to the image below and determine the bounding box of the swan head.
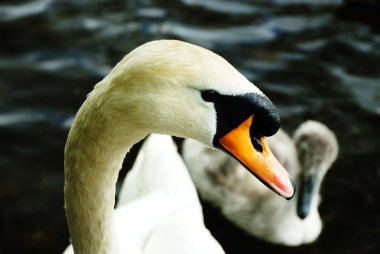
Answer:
[294,120,338,218]
[102,40,295,199]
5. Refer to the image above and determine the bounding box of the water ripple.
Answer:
[330,66,380,115]
[0,0,53,22]
[180,0,262,15]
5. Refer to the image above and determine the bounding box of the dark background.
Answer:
[0,0,379,253]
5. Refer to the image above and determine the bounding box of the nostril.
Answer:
[250,131,264,152]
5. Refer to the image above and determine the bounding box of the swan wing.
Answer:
[115,134,224,253]
[118,134,200,208]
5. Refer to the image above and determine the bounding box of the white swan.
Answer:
[63,40,295,253]
[64,134,225,254]
[182,120,338,246]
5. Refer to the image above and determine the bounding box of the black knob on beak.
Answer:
[251,95,280,137]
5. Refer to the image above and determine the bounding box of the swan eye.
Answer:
[201,90,219,102]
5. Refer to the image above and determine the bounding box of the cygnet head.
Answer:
[293,120,339,218]
[95,40,294,198]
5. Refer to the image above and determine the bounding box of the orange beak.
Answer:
[219,115,295,199]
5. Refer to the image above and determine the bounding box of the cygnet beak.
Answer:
[297,174,317,219]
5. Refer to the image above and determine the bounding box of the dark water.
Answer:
[1,0,379,253]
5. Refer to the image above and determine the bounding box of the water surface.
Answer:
[0,0,379,253]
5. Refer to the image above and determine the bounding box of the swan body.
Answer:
[64,40,294,253]
[182,120,338,246]
[64,134,224,254]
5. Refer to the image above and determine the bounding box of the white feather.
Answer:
[64,134,224,254]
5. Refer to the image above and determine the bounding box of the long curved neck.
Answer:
[64,85,146,254]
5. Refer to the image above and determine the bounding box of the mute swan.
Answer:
[64,40,295,253]
[182,120,338,246]
[64,134,225,254]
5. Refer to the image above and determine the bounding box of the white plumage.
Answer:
[64,134,224,254]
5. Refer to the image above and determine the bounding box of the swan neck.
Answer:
[64,92,146,254]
